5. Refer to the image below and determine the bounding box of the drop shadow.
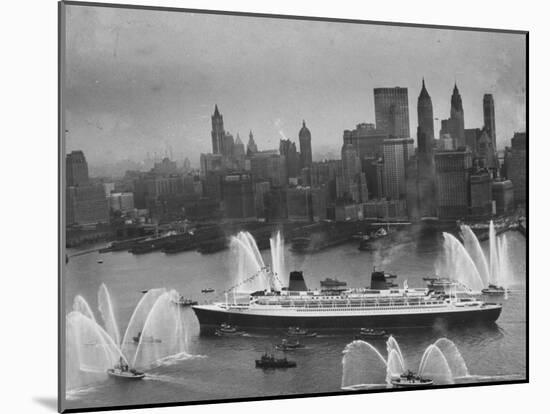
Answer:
[33,396,57,412]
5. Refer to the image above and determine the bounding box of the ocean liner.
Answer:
[192,270,502,330]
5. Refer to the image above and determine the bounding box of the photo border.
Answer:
[57,1,529,412]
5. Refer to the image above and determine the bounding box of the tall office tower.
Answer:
[65,150,109,226]
[247,130,258,155]
[417,79,434,151]
[373,87,410,138]
[464,128,482,153]
[233,134,245,158]
[211,105,225,154]
[221,132,235,157]
[434,149,473,218]
[279,139,300,179]
[66,150,90,186]
[361,157,385,199]
[470,170,493,217]
[66,185,109,225]
[249,151,288,187]
[477,129,497,170]
[382,138,414,200]
[449,83,465,148]
[286,187,313,221]
[508,132,527,204]
[221,173,256,220]
[232,134,246,169]
[340,143,363,202]
[416,79,437,216]
[299,120,312,169]
[483,94,496,149]
[343,123,388,159]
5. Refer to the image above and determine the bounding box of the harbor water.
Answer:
[64,230,526,410]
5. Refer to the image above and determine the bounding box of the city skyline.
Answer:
[64,6,526,170]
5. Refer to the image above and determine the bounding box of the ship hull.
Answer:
[192,305,502,331]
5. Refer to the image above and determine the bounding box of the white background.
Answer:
[0,0,543,413]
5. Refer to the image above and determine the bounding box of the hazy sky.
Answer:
[64,4,526,168]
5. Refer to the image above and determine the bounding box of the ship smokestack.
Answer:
[370,271,388,290]
[288,271,308,291]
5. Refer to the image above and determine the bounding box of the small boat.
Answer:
[355,328,388,339]
[391,370,433,387]
[201,288,215,293]
[286,326,317,337]
[481,284,508,296]
[172,295,198,306]
[215,323,243,336]
[132,331,161,344]
[320,278,347,288]
[255,352,296,369]
[141,289,149,294]
[275,339,305,351]
[107,358,145,380]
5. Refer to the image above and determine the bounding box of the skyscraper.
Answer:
[343,123,388,159]
[247,130,258,155]
[221,132,234,157]
[299,120,312,169]
[211,105,225,154]
[66,150,109,226]
[340,143,365,202]
[341,143,361,181]
[476,129,497,169]
[483,94,496,149]
[279,139,300,179]
[232,134,246,169]
[66,150,90,186]
[469,170,492,217]
[382,138,414,200]
[374,87,410,138]
[233,134,245,158]
[464,128,482,153]
[249,151,288,187]
[508,132,526,204]
[221,174,256,220]
[417,79,434,152]
[447,83,465,148]
[434,150,472,218]
[416,79,437,217]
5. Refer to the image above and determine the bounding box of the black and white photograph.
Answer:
[59,1,527,412]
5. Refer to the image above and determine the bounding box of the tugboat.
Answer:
[172,295,198,306]
[215,323,243,336]
[391,370,433,387]
[275,338,305,351]
[132,331,162,344]
[255,352,296,369]
[354,328,388,339]
[107,357,145,380]
[286,326,317,337]
[481,284,508,296]
[201,288,215,294]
